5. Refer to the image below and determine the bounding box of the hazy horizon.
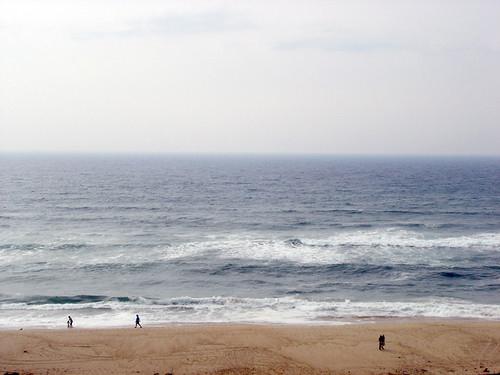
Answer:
[1,0,499,155]
[2,151,500,159]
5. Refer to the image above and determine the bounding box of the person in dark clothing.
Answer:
[378,334,385,350]
[67,316,73,328]
[135,314,142,328]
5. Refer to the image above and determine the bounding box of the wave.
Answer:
[206,263,399,278]
[1,295,136,305]
[312,209,364,214]
[0,295,499,328]
[284,238,304,247]
[1,230,499,267]
[307,230,500,249]
[381,209,499,216]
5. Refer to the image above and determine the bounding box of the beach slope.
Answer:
[1,321,499,374]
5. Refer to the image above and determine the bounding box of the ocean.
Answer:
[0,154,499,328]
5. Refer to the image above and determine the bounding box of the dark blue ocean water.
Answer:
[0,154,499,327]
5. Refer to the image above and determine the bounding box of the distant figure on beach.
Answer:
[135,314,142,328]
[67,316,73,328]
[378,334,385,350]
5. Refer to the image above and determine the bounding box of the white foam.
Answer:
[174,230,500,266]
[1,296,499,329]
[1,229,499,267]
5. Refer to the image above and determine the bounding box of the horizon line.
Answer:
[1,151,499,158]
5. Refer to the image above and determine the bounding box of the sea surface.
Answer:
[0,154,499,328]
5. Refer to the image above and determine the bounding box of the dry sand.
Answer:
[1,321,499,375]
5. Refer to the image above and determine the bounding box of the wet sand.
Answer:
[1,321,499,374]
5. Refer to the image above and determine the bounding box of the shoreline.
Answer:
[1,315,498,331]
[1,320,499,374]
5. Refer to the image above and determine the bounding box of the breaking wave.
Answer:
[1,230,499,267]
[1,295,499,328]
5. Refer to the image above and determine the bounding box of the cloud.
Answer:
[73,10,253,40]
[275,36,404,53]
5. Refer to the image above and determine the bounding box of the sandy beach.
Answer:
[1,321,499,375]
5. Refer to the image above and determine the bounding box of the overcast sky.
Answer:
[1,0,499,155]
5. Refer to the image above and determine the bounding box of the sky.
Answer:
[1,0,499,155]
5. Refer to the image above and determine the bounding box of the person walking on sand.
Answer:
[135,314,142,328]
[378,334,385,350]
[67,316,73,328]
